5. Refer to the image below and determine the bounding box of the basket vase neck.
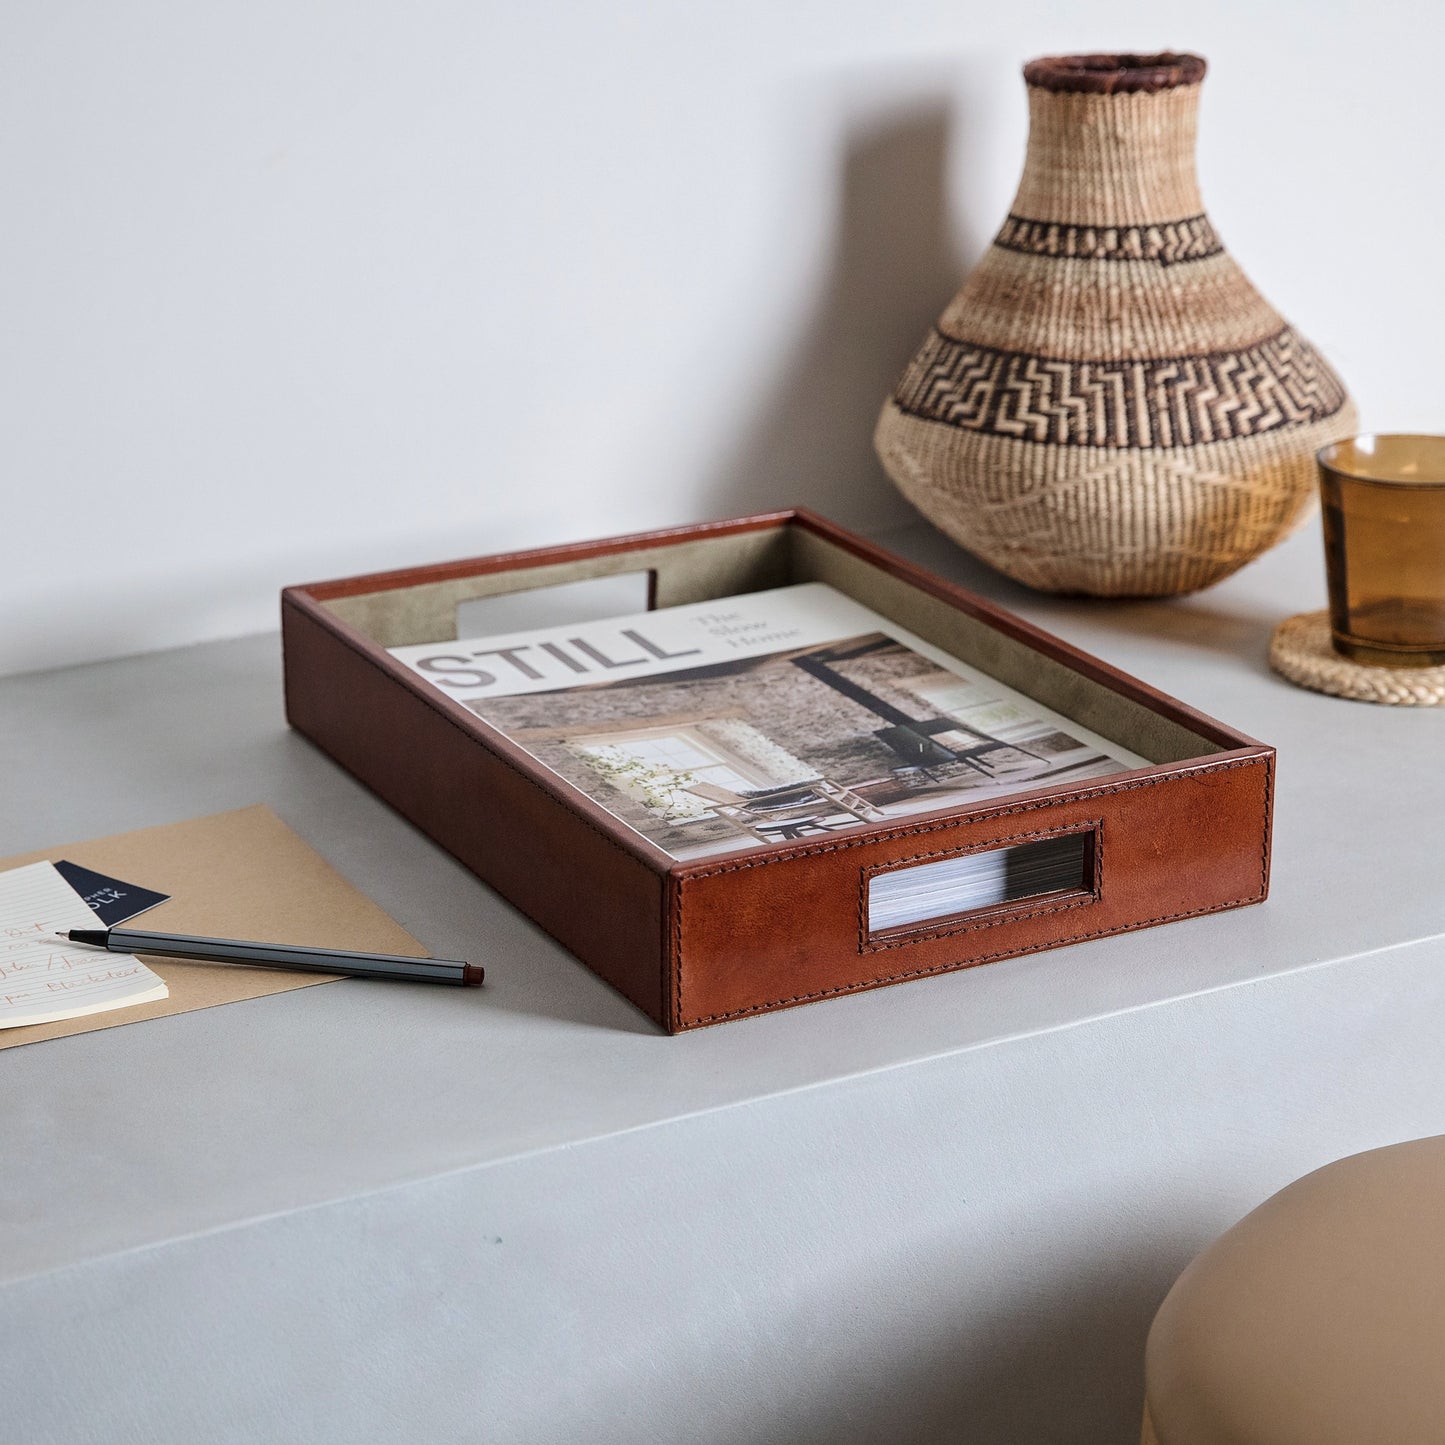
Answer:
[1010,83,1204,229]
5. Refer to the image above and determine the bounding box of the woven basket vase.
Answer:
[875,52,1357,597]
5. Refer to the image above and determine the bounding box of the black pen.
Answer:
[59,927,483,987]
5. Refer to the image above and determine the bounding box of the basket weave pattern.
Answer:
[875,56,1357,597]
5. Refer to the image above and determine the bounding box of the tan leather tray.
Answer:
[282,511,1272,1032]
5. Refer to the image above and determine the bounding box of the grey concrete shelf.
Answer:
[5,521,1442,1444]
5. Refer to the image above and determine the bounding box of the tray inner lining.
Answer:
[317,524,1220,763]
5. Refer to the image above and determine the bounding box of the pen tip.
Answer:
[54,931,69,938]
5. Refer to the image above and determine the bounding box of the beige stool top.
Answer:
[1145,1137,1445,1445]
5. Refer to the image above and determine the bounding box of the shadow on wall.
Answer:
[706,95,978,526]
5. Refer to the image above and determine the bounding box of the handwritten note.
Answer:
[0,861,167,1029]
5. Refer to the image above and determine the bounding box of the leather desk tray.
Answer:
[282,511,1273,1032]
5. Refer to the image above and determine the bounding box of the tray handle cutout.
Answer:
[455,570,655,639]
[866,826,1098,940]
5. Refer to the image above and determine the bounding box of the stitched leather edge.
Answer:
[1259,749,1275,899]
[672,870,686,1026]
[674,753,1272,1028]
[282,597,667,1020]
[680,891,1265,1026]
[857,820,1104,953]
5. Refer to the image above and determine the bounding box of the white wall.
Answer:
[2,0,1435,676]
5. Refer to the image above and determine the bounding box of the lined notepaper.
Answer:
[0,861,167,1029]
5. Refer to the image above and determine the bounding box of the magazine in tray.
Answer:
[389,582,1148,919]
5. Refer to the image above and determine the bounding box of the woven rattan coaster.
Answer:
[1270,610,1445,705]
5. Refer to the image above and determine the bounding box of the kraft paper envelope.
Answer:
[0,804,427,1050]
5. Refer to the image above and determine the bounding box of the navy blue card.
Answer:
[53,860,170,926]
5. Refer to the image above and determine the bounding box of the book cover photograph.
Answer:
[390,584,1146,861]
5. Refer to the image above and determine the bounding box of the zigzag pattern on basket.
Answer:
[994,212,1222,265]
[892,326,1350,449]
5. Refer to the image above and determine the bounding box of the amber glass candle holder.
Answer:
[1319,435,1445,668]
